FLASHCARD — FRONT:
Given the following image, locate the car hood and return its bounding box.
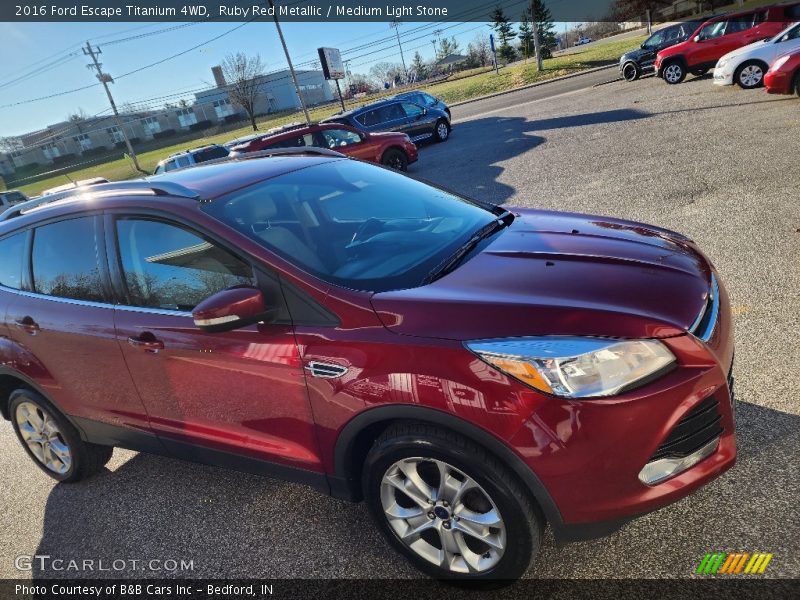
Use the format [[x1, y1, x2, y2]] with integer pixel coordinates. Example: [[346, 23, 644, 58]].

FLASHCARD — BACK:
[[620, 48, 647, 62], [371, 208, 712, 341], [720, 40, 770, 62], [658, 40, 690, 59]]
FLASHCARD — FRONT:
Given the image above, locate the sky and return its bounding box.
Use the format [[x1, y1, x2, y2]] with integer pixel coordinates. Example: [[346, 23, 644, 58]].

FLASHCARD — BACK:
[[0, 18, 534, 137]]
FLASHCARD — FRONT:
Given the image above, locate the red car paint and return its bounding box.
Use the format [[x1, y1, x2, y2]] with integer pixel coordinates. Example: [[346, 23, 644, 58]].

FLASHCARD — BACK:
[[230, 122, 418, 168], [765, 47, 800, 93], [655, 4, 800, 80], [0, 156, 735, 542]]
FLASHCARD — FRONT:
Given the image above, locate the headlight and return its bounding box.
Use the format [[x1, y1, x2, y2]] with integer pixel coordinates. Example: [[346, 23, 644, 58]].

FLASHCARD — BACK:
[[770, 54, 791, 72], [716, 58, 728, 69], [467, 337, 676, 398]]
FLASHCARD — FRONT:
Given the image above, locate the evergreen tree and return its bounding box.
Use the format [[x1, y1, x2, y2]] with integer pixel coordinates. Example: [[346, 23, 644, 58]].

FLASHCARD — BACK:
[[490, 6, 517, 63], [518, 10, 534, 60], [531, 0, 557, 51], [410, 51, 429, 81]]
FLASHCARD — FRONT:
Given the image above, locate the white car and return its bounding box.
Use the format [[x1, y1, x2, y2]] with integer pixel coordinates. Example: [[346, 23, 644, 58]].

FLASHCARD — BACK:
[[714, 21, 800, 89], [574, 37, 593, 46]]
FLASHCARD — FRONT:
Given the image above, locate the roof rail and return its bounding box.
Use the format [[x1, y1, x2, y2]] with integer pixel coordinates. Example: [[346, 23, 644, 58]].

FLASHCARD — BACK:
[[0, 180, 200, 222]]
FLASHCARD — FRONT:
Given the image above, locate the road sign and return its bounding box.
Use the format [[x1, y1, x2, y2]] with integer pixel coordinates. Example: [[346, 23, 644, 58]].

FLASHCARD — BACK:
[[318, 47, 345, 80]]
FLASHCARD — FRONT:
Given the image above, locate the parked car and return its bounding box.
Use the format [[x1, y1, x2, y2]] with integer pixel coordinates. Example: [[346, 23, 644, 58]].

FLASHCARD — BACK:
[[764, 46, 800, 94], [656, 3, 800, 84], [230, 122, 418, 171], [0, 190, 28, 208], [574, 37, 593, 46], [153, 144, 230, 174], [620, 21, 705, 81], [223, 134, 260, 150], [321, 98, 451, 144], [0, 151, 735, 581], [393, 90, 451, 119], [713, 21, 800, 88]]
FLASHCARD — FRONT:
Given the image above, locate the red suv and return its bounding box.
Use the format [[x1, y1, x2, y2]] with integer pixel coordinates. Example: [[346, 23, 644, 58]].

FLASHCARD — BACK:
[[656, 3, 800, 83], [230, 122, 418, 171], [765, 47, 800, 94], [0, 152, 735, 581]]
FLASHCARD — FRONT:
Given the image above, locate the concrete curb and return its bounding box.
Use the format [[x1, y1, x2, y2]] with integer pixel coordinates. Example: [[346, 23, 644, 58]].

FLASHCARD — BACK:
[[449, 64, 619, 110]]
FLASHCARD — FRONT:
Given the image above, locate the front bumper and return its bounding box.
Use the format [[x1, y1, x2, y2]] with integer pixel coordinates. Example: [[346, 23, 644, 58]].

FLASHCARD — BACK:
[[764, 71, 791, 94], [509, 278, 735, 532], [713, 67, 733, 85]]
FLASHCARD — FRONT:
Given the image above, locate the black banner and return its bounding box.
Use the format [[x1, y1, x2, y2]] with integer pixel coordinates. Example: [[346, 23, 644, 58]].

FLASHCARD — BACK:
[[4, 1, 618, 23], [1, 579, 798, 600]]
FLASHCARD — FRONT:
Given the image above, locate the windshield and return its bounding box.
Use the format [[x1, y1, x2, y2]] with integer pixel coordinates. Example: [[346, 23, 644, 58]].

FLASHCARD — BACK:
[[203, 159, 500, 292]]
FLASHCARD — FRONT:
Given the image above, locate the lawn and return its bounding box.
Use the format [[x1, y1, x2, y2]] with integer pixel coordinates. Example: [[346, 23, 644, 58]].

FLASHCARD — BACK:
[[8, 34, 645, 197]]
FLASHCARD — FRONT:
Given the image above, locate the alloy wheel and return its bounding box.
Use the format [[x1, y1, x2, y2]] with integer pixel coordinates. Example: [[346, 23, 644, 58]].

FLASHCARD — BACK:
[[739, 64, 763, 88], [664, 64, 683, 84], [380, 457, 506, 574], [15, 401, 72, 475], [436, 122, 449, 141]]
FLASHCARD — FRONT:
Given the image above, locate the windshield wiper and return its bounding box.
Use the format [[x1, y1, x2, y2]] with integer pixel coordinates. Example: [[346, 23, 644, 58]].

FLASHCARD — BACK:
[[423, 211, 513, 284]]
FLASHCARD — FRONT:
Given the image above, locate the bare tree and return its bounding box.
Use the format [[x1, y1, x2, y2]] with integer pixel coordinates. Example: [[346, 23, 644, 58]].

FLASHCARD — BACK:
[[67, 108, 91, 134], [221, 52, 266, 131]]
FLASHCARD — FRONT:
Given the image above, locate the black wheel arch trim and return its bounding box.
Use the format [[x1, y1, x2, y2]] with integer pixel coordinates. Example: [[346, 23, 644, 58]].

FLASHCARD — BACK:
[[0, 366, 79, 430], [333, 405, 573, 535]]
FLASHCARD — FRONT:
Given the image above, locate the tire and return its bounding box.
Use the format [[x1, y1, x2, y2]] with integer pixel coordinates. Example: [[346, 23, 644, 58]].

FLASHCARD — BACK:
[[734, 60, 766, 89], [795, 71, 800, 97], [622, 61, 640, 82], [434, 119, 451, 143], [362, 422, 542, 581], [663, 61, 686, 84], [381, 148, 409, 171], [691, 67, 710, 77], [9, 389, 112, 483]]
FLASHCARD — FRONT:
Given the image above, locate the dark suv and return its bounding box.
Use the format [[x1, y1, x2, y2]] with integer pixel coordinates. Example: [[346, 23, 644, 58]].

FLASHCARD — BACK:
[[393, 90, 451, 119], [619, 21, 704, 81], [0, 151, 735, 581], [321, 98, 451, 144]]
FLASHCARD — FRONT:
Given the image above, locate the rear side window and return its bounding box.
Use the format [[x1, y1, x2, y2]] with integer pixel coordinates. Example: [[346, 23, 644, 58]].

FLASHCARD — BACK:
[[402, 103, 424, 118], [266, 134, 314, 149], [116, 219, 255, 312], [32, 217, 104, 302], [356, 109, 381, 127], [0, 232, 26, 290], [193, 146, 229, 163]]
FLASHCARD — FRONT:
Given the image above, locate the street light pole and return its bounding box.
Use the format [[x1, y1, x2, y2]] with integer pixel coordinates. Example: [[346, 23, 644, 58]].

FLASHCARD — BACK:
[[267, 0, 311, 125]]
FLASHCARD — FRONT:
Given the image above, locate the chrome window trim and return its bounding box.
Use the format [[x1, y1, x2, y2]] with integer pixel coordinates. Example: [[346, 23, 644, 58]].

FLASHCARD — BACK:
[[1, 287, 191, 317], [690, 273, 719, 343]]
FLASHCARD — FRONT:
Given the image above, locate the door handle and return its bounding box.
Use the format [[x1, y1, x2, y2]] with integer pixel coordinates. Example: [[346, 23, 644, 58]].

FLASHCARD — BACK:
[[127, 334, 165, 353], [14, 317, 40, 335]]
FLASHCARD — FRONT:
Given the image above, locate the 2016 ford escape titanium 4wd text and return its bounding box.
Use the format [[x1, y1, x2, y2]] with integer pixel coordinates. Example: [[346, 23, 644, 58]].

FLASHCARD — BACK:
[[0, 150, 735, 581]]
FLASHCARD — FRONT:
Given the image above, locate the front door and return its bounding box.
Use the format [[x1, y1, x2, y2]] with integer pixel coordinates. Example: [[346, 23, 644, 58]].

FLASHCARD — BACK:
[[108, 215, 323, 476]]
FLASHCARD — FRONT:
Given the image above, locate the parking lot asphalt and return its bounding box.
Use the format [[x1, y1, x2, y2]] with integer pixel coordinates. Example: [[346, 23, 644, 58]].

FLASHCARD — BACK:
[[0, 71, 798, 581]]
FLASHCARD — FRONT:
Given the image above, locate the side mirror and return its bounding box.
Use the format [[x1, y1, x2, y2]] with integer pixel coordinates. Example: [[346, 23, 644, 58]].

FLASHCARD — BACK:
[[192, 286, 274, 332], [694, 35, 702, 42]]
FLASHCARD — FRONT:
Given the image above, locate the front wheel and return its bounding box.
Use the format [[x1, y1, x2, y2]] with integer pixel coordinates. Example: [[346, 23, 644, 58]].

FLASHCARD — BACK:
[[663, 61, 686, 84], [735, 61, 766, 89], [434, 119, 451, 143], [381, 148, 409, 171], [363, 423, 542, 580], [794, 72, 800, 97], [10, 389, 112, 483], [622, 62, 640, 82]]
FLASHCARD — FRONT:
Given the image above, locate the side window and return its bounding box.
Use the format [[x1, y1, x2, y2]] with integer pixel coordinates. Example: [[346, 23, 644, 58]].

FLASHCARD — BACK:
[[0, 232, 26, 290], [382, 103, 406, 121], [645, 29, 666, 47], [319, 129, 363, 148], [356, 110, 380, 127], [699, 21, 727, 40], [32, 217, 104, 302], [402, 103, 424, 118], [116, 219, 255, 312], [154, 164, 165, 175], [778, 23, 800, 43], [175, 155, 191, 169], [422, 93, 438, 106], [726, 15, 755, 34], [163, 160, 177, 173]]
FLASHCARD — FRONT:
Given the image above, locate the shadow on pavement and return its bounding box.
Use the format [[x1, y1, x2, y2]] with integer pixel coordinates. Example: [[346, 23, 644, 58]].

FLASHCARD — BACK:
[[414, 110, 649, 205]]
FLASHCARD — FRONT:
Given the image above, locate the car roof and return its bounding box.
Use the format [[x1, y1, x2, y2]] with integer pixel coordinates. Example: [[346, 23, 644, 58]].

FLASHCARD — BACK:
[[167, 144, 224, 158]]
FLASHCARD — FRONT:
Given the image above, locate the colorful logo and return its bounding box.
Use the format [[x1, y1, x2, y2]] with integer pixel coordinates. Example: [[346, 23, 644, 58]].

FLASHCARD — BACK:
[[697, 552, 773, 574]]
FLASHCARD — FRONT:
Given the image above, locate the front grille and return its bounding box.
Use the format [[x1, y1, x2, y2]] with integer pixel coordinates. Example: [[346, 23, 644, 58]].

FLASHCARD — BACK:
[[650, 396, 723, 462]]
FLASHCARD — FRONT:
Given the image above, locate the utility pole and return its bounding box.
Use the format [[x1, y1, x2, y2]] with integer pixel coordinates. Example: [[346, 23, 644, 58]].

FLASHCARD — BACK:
[[530, 1, 543, 72], [267, 0, 311, 125], [83, 41, 145, 174], [390, 20, 408, 84]]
